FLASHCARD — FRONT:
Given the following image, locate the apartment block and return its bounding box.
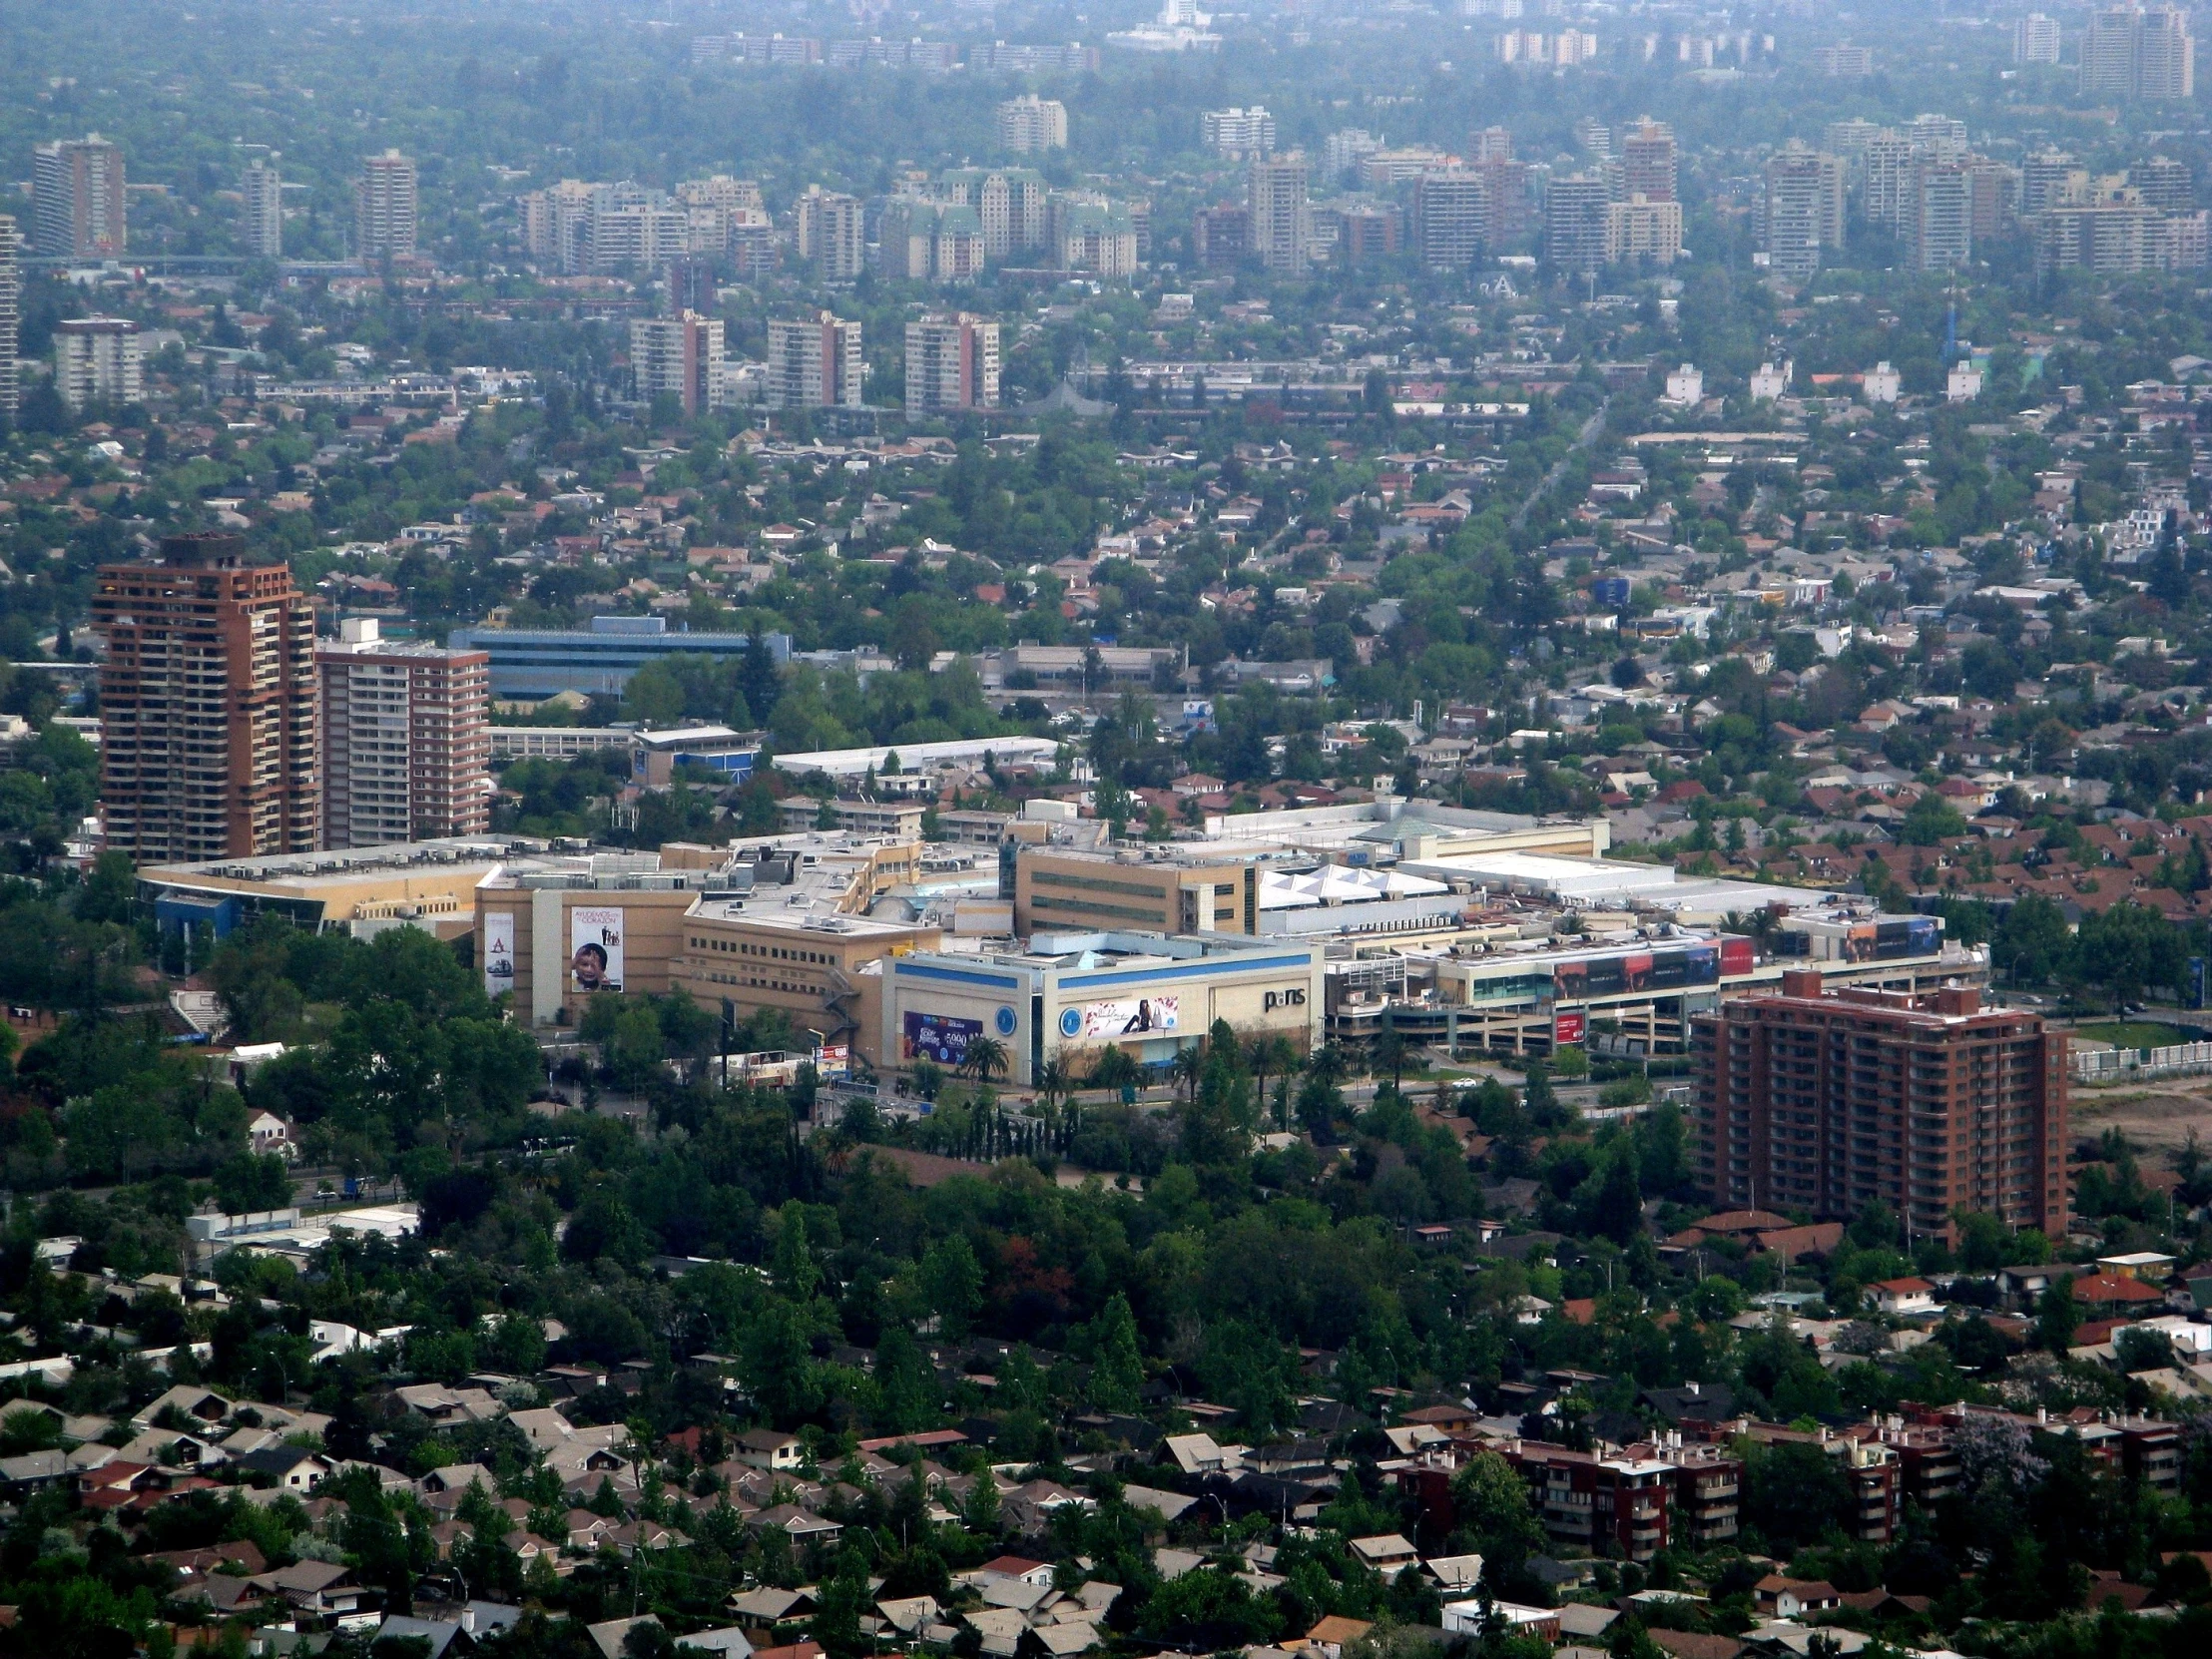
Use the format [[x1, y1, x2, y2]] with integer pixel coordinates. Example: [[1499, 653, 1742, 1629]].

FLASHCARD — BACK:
[[1905, 162, 1974, 271], [2015, 12, 2062, 64], [1498, 1442, 1674, 1563], [630, 311, 725, 417], [904, 312, 1000, 417], [996, 94, 1068, 153], [795, 188, 865, 282], [1762, 144, 1847, 278], [54, 316, 143, 410], [1203, 107, 1276, 160], [766, 311, 864, 409], [240, 159, 283, 259], [1692, 973, 2068, 1245], [0, 217, 17, 423], [317, 619, 491, 850], [1607, 196, 1683, 265], [1412, 171, 1488, 271], [1546, 175, 1612, 273], [355, 150, 418, 260], [33, 135, 126, 259], [1619, 118, 1678, 203], [940, 168, 1050, 260], [1248, 155, 1310, 275], [2083, 4, 2194, 102], [92, 536, 318, 864]]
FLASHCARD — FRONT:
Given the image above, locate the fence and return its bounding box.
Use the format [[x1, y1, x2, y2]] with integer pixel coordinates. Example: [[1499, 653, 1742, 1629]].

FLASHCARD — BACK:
[[2073, 1040, 2212, 1083]]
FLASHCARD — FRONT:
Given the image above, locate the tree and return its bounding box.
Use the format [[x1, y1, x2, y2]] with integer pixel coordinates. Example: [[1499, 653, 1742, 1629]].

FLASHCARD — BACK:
[[1994, 894, 2072, 987], [1743, 1440, 1851, 1553], [959, 1034, 1008, 1087], [1088, 1293, 1144, 1411], [2037, 1275, 2078, 1356], [213, 1153, 292, 1215], [1089, 1045, 1141, 1098], [1451, 1450, 1546, 1568]]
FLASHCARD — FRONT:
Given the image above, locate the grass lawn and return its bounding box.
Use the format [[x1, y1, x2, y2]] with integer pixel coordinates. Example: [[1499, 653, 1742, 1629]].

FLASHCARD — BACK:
[[2072, 1021, 2194, 1051]]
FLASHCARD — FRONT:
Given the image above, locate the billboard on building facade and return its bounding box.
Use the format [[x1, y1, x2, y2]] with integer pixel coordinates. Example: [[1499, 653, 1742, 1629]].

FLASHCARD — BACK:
[[902, 1010, 982, 1066], [571, 906, 626, 993], [1072, 995, 1181, 1039], [1554, 1011, 1586, 1044], [483, 910, 516, 997]]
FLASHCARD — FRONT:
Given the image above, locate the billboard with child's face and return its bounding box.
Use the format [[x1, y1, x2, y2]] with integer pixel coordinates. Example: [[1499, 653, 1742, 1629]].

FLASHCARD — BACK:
[[571, 907, 625, 994]]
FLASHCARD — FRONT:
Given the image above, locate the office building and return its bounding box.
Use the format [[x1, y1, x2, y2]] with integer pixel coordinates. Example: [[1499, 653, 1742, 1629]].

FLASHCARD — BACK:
[[1248, 154, 1310, 275], [54, 316, 143, 410], [91, 535, 318, 865], [1619, 118, 1678, 203], [354, 150, 418, 260], [0, 217, 16, 423], [1547, 174, 1612, 273], [1203, 106, 1277, 159], [1693, 972, 2067, 1246], [240, 159, 283, 259], [2083, 4, 2194, 102], [1413, 170, 1488, 271], [996, 94, 1067, 153], [1607, 196, 1683, 266], [1762, 144, 1847, 278], [795, 187, 865, 281], [629, 311, 725, 417], [2015, 12, 2062, 64], [765, 310, 864, 409], [446, 615, 792, 702], [1906, 162, 1974, 271], [905, 312, 999, 417], [33, 135, 126, 259], [316, 619, 491, 850]]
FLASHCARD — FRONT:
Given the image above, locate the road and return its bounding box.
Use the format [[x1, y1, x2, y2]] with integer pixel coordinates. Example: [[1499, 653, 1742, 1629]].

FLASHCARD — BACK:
[[1511, 397, 1610, 532]]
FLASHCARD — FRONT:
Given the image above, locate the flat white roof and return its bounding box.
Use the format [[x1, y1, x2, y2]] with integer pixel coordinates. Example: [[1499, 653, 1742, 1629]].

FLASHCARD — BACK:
[[774, 736, 1061, 778]]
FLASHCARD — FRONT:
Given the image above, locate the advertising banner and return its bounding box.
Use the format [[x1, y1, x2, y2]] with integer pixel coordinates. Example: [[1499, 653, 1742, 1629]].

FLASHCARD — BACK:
[[817, 1044, 851, 1078], [1075, 995, 1180, 1038], [1719, 936, 1754, 977], [483, 911, 516, 997], [1554, 1011, 1586, 1044], [901, 1010, 981, 1066], [570, 906, 626, 994]]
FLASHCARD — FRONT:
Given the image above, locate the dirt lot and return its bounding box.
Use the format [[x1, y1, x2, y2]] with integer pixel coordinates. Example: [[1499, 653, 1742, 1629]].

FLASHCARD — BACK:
[[2071, 1076, 2212, 1154]]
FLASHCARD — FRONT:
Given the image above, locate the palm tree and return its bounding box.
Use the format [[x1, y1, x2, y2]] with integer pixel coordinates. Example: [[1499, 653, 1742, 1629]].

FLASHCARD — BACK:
[[1376, 1027, 1408, 1097], [960, 1034, 1009, 1087], [1305, 1042, 1349, 1090], [1169, 1042, 1206, 1106], [1090, 1044, 1140, 1097], [1247, 1033, 1297, 1128], [1035, 1056, 1071, 1130]]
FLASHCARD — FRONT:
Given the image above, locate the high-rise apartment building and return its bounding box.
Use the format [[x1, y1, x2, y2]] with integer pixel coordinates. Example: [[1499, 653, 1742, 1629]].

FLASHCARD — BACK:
[[1692, 973, 2068, 1246], [1248, 154, 1310, 275], [904, 313, 1000, 417], [996, 94, 1068, 153], [2022, 148, 2087, 216], [1906, 161, 1974, 271], [354, 150, 418, 260], [1323, 129, 1383, 186], [2132, 154, 2195, 212], [1619, 118, 1678, 204], [2083, 4, 2195, 102], [2015, 12, 2063, 64], [630, 312, 726, 417], [0, 217, 17, 424], [1412, 170, 1488, 271], [939, 168, 1050, 261], [33, 136, 126, 259], [54, 316, 143, 410], [1762, 144, 1847, 278], [240, 159, 283, 259], [795, 187, 865, 282], [1203, 107, 1277, 160], [1546, 175, 1613, 273], [1606, 196, 1683, 265], [91, 535, 318, 864], [766, 311, 864, 409], [317, 619, 490, 850]]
